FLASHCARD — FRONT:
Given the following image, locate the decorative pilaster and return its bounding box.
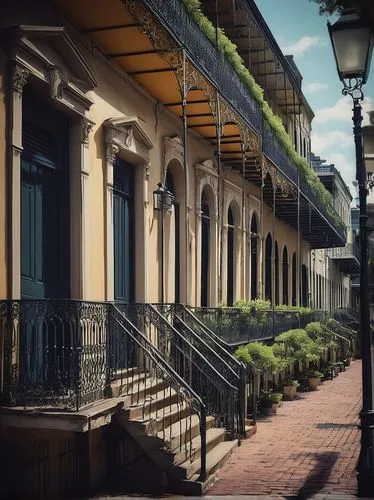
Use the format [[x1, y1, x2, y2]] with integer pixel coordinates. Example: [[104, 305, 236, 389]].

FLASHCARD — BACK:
[[12, 65, 30, 95], [81, 118, 94, 146]]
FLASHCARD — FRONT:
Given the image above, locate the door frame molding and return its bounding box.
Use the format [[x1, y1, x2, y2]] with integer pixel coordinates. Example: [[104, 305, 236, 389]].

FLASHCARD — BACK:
[[5, 25, 96, 299], [103, 117, 153, 302]]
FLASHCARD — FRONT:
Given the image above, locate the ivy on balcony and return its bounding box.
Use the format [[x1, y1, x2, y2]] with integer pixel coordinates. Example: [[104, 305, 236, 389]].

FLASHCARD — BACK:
[[183, 0, 346, 234]]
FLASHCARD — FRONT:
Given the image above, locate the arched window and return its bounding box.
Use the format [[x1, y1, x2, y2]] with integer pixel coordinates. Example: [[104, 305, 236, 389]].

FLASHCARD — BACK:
[[201, 189, 210, 307], [165, 169, 180, 303], [227, 205, 234, 306], [283, 246, 289, 305], [265, 233, 272, 302], [292, 252, 297, 306], [250, 213, 258, 299], [275, 242, 279, 305], [301, 264, 308, 307]]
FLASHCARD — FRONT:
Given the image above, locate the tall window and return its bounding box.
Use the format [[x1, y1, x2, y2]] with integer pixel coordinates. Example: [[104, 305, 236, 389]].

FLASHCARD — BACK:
[[275, 242, 279, 305], [292, 252, 297, 306], [165, 169, 180, 303], [265, 233, 272, 302], [227, 206, 234, 306], [201, 189, 210, 307], [250, 213, 258, 299], [283, 246, 289, 305]]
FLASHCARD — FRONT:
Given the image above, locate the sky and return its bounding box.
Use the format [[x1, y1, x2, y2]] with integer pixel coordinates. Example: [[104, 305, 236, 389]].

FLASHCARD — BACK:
[[255, 0, 374, 202]]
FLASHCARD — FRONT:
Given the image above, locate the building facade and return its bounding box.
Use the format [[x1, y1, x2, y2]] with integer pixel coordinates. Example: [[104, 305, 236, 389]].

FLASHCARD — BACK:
[[0, 0, 349, 497]]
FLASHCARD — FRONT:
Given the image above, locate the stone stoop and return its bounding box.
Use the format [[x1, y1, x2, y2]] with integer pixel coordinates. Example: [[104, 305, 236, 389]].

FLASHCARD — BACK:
[[110, 369, 240, 496]]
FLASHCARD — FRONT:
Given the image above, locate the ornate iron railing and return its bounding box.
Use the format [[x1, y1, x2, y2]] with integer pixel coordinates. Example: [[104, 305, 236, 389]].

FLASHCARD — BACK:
[[262, 124, 346, 244], [330, 242, 360, 262], [140, 0, 262, 134], [116, 303, 240, 439], [0, 300, 108, 410], [174, 304, 250, 431], [110, 304, 207, 481], [190, 307, 328, 346]]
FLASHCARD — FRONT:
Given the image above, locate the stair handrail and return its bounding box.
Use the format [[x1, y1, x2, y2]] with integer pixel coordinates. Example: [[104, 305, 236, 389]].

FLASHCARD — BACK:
[[322, 325, 352, 349], [168, 311, 240, 385], [173, 305, 241, 368], [110, 304, 207, 482], [117, 303, 240, 438], [159, 304, 250, 438]]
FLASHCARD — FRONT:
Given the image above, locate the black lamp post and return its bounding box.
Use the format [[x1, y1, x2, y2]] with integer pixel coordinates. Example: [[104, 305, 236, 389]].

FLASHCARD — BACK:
[[328, 9, 374, 497], [153, 182, 174, 304]]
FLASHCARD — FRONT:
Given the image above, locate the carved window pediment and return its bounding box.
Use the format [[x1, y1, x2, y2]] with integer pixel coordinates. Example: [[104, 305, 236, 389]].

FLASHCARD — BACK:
[[7, 25, 97, 111], [104, 116, 153, 165]]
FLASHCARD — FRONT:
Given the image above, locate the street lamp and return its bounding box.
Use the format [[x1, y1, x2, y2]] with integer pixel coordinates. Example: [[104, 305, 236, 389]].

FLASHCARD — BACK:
[[153, 183, 174, 304], [328, 9, 374, 497]]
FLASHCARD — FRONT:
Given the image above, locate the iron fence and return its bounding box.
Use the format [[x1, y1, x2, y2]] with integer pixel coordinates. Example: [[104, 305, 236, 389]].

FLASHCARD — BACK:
[[0, 300, 108, 410], [190, 307, 329, 346], [116, 302, 241, 439]]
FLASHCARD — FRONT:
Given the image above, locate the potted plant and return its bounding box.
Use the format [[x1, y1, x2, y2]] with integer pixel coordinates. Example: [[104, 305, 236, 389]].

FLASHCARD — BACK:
[[307, 369, 323, 391], [283, 379, 299, 400], [260, 391, 283, 415]]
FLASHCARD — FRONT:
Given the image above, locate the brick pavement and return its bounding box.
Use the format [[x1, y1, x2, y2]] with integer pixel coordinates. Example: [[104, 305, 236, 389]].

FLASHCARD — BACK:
[[207, 360, 362, 497]]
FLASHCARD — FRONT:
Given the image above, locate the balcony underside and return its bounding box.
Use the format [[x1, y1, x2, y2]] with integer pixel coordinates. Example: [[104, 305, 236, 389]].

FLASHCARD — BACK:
[[331, 256, 360, 275], [51, 0, 345, 248]]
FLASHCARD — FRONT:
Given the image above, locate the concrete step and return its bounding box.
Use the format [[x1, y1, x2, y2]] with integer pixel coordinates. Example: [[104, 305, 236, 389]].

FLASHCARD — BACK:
[[110, 373, 168, 402], [186, 439, 238, 480], [132, 401, 191, 434], [158, 414, 215, 452], [174, 439, 238, 495], [110, 366, 140, 382], [108, 371, 149, 398], [124, 387, 179, 420], [174, 426, 226, 466]]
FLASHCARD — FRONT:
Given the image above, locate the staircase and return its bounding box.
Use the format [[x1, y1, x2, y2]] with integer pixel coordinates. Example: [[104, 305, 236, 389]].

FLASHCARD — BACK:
[[105, 305, 245, 495]]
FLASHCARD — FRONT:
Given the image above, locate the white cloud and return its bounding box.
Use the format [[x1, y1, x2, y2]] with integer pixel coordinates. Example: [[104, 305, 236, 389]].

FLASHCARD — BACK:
[[281, 36, 323, 57], [314, 95, 374, 124], [312, 130, 352, 153], [305, 82, 329, 94]]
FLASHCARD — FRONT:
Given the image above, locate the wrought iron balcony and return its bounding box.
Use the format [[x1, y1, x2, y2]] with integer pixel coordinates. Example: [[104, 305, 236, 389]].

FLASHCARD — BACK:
[[263, 124, 347, 247], [142, 0, 262, 134], [330, 242, 360, 274], [140, 0, 346, 247]]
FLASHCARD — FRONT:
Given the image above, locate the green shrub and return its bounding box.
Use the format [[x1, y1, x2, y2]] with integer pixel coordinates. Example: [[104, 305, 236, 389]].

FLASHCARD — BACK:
[[305, 321, 324, 339], [274, 328, 324, 364], [235, 342, 281, 372], [261, 390, 283, 404]]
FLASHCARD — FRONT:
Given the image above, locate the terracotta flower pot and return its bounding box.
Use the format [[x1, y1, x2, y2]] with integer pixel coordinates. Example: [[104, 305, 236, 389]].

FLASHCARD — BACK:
[[307, 376, 321, 391], [283, 384, 297, 401]]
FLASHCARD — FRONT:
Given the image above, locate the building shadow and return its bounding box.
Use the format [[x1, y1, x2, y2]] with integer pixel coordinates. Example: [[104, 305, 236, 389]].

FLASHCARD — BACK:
[[296, 450, 340, 499]]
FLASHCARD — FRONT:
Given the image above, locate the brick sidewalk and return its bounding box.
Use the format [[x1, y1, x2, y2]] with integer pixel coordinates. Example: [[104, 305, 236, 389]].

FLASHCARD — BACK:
[[207, 360, 362, 497]]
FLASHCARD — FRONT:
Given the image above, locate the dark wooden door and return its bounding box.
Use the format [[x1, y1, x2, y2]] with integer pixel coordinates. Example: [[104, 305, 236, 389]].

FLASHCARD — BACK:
[[21, 93, 70, 299], [113, 158, 134, 302]]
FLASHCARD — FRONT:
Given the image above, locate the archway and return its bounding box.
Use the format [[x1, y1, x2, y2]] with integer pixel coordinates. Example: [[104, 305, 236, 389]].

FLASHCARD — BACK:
[[301, 264, 308, 307], [250, 212, 258, 299], [265, 233, 272, 302], [283, 246, 289, 305], [227, 205, 234, 306], [201, 188, 210, 307], [292, 252, 297, 306], [275, 242, 279, 305], [165, 168, 180, 303]]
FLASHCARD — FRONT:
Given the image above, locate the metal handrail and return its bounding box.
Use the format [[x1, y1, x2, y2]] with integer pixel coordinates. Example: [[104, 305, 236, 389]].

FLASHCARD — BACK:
[[117, 302, 240, 439], [110, 304, 207, 481]]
